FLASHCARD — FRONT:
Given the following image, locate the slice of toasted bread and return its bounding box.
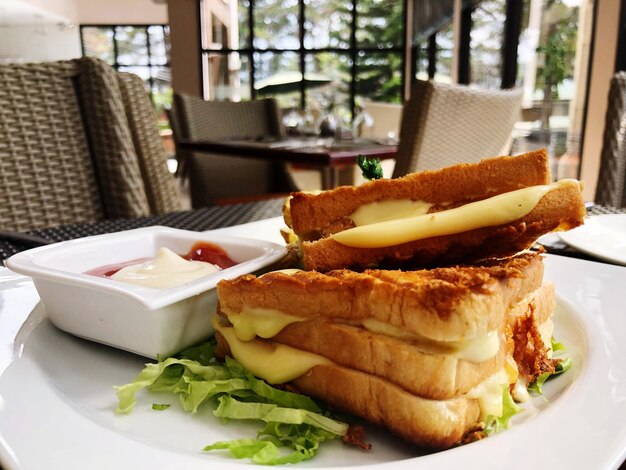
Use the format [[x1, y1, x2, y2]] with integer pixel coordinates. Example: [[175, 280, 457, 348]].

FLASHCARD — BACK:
[[217, 253, 544, 343], [298, 181, 585, 271], [265, 283, 554, 400], [288, 149, 551, 239], [214, 329, 483, 449], [292, 364, 482, 449]]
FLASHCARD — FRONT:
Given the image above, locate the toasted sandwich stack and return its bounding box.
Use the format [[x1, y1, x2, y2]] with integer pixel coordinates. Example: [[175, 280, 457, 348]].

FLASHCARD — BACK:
[[213, 149, 585, 449]]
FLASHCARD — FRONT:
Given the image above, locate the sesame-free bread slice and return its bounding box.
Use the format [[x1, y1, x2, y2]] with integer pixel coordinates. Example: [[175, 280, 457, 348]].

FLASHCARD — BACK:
[[267, 283, 554, 400], [288, 149, 551, 240], [217, 253, 544, 343], [298, 180, 585, 271], [214, 330, 483, 449]]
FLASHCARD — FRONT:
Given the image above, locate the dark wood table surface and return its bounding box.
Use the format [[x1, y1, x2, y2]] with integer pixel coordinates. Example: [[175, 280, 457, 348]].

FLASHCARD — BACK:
[[178, 136, 398, 189]]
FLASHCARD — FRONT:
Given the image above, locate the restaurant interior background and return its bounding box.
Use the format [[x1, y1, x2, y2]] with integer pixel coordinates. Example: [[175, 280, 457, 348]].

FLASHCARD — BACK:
[[0, 0, 624, 201]]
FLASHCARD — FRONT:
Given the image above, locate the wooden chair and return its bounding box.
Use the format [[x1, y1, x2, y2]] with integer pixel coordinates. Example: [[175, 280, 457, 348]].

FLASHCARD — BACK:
[[170, 93, 298, 207], [0, 57, 181, 231], [594, 72, 626, 208], [393, 80, 523, 177]]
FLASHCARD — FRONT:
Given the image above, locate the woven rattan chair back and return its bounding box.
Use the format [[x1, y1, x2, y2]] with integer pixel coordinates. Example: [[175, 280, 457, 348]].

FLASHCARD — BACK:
[[0, 58, 179, 231], [0, 61, 104, 231], [595, 72, 626, 208], [393, 80, 523, 177], [172, 93, 297, 207], [117, 72, 181, 214]]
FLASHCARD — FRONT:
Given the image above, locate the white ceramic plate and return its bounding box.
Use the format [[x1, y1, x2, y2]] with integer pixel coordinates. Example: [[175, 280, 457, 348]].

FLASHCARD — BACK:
[[558, 214, 626, 266], [0, 218, 625, 470]]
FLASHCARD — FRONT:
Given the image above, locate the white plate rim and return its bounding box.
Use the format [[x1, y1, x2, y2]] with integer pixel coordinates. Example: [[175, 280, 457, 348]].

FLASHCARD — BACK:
[[558, 214, 626, 266]]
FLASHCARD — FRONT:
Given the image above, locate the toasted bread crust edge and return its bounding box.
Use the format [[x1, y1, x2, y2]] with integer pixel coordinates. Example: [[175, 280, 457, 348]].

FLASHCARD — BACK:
[[292, 364, 481, 449], [217, 253, 544, 342], [299, 182, 585, 271], [289, 149, 550, 236]]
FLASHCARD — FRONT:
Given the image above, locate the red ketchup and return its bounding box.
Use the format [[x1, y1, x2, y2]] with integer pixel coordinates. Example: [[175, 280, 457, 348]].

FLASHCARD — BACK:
[[85, 241, 237, 278], [182, 242, 237, 269]]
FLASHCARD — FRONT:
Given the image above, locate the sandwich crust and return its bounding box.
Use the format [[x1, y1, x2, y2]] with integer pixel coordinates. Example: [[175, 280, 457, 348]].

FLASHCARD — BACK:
[[288, 149, 551, 239], [217, 253, 544, 343], [299, 181, 585, 271]]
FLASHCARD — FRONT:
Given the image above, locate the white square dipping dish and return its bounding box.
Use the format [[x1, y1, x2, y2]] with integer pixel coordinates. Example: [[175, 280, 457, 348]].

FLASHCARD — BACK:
[[5, 226, 286, 359]]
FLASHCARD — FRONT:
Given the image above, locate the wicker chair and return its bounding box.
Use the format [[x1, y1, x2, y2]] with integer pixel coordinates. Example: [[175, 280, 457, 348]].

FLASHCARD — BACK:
[[171, 93, 298, 207], [392, 80, 523, 177], [0, 57, 181, 231], [594, 72, 626, 208]]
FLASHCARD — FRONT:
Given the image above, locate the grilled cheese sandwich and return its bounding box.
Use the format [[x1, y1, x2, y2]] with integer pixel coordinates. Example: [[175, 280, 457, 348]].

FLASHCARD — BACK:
[[285, 149, 586, 271]]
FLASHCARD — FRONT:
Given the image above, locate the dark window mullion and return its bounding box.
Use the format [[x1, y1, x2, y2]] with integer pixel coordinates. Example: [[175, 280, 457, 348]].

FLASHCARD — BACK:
[[427, 33, 436, 79], [145, 26, 155, 97], [249, 0, 256, 100], [112, 26, 120, 71], [458, 6, 472, 85], [501, 0, 523, 88], [299, 0, 306, 109], [350, 0, 358, 119]]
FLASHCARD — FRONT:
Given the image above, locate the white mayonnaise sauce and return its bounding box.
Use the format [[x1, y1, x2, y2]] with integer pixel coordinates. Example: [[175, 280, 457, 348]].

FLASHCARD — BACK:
[[111, 247, 220, 289]]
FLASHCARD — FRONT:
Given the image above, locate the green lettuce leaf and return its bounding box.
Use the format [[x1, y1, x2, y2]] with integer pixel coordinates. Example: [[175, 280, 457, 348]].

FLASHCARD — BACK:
[[214, 395, 348, 436], [484, 386, 523, 435], [114, 341, 348, 465], [204, 419, 340, 464], [528, 337, 572, 395], [528, 356, 572, 394], [152, 403, 170, 411], [224, 357, 321, 412], [551, 337, 566, 354], [114, 357, 232, 414]]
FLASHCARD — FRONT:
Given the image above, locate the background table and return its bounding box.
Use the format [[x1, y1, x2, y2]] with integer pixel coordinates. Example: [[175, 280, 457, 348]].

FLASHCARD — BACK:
[[179, 137, 397, 189]]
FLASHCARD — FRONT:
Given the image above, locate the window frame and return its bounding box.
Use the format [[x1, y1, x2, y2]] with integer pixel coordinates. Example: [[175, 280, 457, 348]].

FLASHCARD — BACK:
[[79, 24, 171, 99], [198, 0, 407, 118]]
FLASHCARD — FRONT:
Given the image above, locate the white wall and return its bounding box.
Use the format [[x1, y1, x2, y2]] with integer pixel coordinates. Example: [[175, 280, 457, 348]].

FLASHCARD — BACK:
[[0, 23, 81, 64], [19, 0, 78, 22], [19, 0, 168, 24], [0, 0, 168, 65], [580, 0, 622, 200], [75, 0, 167, 24]]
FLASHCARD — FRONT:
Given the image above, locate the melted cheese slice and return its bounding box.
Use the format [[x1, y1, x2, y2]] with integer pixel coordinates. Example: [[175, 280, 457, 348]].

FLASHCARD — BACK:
[[362, 319, 499, 362], [332, 179, 580, 248], [213, 318, 331, 384], [466, 368, 510, 419], [223, 309, 500, 363], [217, 316, 512, 420], [227, 307, 307, 341], [351, 199, 433, 226]]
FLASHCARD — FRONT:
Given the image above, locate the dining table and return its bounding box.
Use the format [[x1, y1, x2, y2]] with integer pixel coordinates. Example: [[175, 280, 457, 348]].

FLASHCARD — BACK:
[[0, 199, 625, 470], [177, 136, 398, 189]]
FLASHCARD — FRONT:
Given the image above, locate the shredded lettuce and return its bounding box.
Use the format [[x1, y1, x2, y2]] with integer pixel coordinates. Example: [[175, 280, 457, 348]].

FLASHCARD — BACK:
[[528, 337, 572, 395], [114, 341, 347, 464], [484, 386, 523, 435], [152, 403, 171, 411], [528, 356, 572, 394]]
